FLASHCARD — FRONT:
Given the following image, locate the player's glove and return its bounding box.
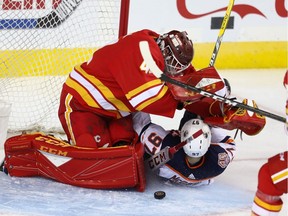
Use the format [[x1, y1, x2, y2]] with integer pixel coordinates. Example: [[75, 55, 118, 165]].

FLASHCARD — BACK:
[[204, 99, 266, 136]]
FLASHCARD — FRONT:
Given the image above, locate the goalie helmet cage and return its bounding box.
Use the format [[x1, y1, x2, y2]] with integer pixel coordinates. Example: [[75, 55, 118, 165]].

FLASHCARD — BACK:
[[0, 0, 130, 133]]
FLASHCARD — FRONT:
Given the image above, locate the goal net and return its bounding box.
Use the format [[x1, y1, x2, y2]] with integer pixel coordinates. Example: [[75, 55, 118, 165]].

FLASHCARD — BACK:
[[0, 0, 129, 134]]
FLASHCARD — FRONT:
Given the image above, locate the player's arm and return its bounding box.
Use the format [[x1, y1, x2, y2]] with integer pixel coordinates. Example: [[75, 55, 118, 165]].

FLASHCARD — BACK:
[[133, 112, 180, 157], [139, 121, 170, 156], [166, 66, 226, 104]]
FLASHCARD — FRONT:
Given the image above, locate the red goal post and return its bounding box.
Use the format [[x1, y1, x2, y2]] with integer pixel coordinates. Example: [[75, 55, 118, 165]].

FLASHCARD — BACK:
[[0, 0, 130, 133]]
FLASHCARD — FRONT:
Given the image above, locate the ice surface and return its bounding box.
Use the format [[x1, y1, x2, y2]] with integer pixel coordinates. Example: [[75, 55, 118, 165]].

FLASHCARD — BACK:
[[0, 69, 287, 216]]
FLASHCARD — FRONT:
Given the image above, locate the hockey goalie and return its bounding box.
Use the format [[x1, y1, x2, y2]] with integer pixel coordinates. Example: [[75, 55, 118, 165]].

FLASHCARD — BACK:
[[2, 132, 146, 192]]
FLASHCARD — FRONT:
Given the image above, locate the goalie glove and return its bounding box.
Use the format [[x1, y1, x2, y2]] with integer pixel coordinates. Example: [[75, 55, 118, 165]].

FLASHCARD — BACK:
[[204, 99, 266, 136]]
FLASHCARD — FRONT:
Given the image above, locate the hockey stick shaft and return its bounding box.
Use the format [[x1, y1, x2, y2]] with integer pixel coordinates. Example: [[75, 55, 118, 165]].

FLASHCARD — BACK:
[[145, 140, 187, 171], [139, 41, 286, 123], [161, 75, 286, 123], [209, 0, 235, 66]]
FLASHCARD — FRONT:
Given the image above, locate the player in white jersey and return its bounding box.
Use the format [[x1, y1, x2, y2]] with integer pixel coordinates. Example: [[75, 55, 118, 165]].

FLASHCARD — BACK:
[[133, 112, 236, 186]]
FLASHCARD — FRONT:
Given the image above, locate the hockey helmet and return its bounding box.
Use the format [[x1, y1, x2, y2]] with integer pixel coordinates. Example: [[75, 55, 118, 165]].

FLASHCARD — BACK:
[[180, 119, 211, 158], [157, 30, 194, 76]]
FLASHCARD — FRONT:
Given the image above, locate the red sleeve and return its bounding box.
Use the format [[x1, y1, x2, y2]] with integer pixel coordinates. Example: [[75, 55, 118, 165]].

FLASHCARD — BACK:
[[283, 70, 288, 87], [141, 88, 179, 117], [185, 97, 217, 118], [110, 30, 178, 117], [267, 151, 288, 194], [79, 29, 178, 118]]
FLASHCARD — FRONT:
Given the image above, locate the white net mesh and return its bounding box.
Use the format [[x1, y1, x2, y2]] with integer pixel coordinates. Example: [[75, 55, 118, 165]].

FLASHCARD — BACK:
[[0, 0, 123, 133]]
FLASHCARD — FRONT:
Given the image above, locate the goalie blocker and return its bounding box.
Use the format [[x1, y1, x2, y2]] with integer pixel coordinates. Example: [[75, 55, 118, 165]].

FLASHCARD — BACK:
[[3, 133, 146, 192]]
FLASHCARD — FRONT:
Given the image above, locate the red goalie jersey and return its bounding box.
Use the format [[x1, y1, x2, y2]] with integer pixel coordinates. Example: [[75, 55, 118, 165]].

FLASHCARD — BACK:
[[61, 29, 178, 119], [58, 29, 191, 148]]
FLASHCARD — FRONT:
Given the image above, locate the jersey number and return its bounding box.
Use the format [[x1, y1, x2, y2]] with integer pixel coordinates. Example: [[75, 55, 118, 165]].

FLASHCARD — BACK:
[[140, 61, 151, 74], [147, 132, 163, 155]]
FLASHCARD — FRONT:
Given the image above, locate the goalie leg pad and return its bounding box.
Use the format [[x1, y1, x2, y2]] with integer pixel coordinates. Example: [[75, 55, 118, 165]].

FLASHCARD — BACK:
[[4, 133, 146, 192], [4, 133, 41, 177]]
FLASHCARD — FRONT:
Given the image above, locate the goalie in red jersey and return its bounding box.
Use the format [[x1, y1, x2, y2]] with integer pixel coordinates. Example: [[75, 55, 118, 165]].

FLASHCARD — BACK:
[[0, 28, 257, 192], [58, 27, 261, 149], [3, 29, 197, 191], [58, 29, 196, 148], [2, 28, 267, 192], [251, 71, 288, 216]]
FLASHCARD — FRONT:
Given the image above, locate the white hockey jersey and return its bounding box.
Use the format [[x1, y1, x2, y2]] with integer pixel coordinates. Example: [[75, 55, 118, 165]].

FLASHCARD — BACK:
[[133, 112, 236, 187]]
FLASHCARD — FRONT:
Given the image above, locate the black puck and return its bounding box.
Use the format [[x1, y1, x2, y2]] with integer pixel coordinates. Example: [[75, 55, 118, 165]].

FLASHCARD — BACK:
[[154, 191, 166, 199]]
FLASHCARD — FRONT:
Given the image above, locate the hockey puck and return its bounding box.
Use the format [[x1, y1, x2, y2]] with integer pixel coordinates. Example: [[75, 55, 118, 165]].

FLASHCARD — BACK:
[[154, 191, 166, 199]]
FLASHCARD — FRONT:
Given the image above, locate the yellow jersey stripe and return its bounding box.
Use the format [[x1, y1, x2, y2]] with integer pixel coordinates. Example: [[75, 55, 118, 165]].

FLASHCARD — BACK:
[[126, 79, 163, 99], [271, 168, 288, 184], [136, 85, 168, 110], [64, 93, 76, 146], [73, 65, 131, 112], [66, 76, 100, 108], [254, 196, 282, 211]]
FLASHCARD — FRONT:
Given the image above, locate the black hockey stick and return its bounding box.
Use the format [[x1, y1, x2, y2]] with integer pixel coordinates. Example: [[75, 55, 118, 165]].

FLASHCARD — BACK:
[[0, 0, 82, 29], [139, 41, 286, 123], [161, 75, 286, 123]]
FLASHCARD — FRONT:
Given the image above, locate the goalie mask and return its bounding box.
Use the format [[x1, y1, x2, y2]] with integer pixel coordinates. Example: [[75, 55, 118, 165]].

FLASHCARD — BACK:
[[157, 30, 194, 76], [180, 119, 211, 158]]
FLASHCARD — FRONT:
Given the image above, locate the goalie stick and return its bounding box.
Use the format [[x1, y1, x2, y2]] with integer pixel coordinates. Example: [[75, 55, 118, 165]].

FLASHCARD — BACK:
[[139, 41, 286, 123], [209, 0, 235, 66]]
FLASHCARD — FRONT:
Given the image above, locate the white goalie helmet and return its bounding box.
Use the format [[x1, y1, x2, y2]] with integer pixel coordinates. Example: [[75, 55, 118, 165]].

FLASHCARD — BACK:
[[180, 119, 211, 158]]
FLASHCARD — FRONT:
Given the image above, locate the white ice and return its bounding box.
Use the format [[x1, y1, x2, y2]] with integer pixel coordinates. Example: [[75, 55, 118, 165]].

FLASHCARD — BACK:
[[0, 69, 287, 216]]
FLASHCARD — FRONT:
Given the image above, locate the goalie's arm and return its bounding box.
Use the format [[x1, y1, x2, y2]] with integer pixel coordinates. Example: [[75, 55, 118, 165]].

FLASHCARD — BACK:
[[140, 40, 285, 123], [160, 75, 285, 123]]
